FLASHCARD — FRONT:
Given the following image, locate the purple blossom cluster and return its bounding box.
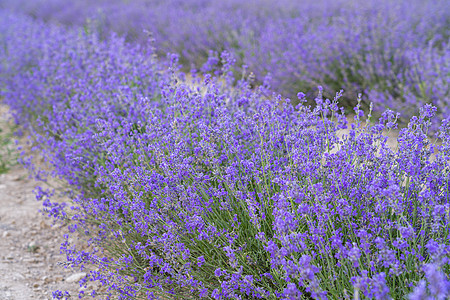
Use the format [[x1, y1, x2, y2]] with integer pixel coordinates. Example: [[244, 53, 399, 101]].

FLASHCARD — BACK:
[[1, 0, 448, 127], [1, 9, 449, 300]]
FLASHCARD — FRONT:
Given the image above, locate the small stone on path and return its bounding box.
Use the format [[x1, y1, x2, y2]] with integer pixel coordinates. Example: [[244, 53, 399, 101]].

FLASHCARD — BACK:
[[65, 272, 87, 283]]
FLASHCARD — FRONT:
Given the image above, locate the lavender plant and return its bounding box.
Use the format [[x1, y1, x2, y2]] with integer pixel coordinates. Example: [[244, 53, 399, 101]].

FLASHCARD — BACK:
[[1, 9, 449, 300], [1, 0, 448, 126]]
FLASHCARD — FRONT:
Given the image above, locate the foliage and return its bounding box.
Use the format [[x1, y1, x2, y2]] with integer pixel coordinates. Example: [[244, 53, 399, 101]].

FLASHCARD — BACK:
[[1, 0, 449, 126], [0, 122, 18, 174], [0, 8, 449, 300]]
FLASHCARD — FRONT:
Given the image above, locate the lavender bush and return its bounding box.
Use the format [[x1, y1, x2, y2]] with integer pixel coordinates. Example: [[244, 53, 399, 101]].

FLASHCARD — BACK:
[[1, 9, 449, 300], [1, 0, 448, 126]]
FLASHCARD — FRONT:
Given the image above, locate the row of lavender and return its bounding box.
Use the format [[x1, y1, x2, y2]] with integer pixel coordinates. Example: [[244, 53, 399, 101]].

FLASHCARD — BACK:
[[1, 9, 449, 300], [1, 0, 449, 127]]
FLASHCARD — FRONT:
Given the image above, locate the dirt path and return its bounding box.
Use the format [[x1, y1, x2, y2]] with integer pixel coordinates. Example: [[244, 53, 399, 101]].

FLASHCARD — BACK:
[[0, 107, 94, 300]]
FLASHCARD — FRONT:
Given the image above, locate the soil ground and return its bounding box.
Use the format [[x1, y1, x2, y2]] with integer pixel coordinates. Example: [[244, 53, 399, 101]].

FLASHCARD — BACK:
[[0, 106, 95, 300]]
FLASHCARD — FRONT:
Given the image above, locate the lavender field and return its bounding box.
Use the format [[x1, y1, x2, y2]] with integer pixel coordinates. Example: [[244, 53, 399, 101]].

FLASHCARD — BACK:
[[0, 0, 449, 299]]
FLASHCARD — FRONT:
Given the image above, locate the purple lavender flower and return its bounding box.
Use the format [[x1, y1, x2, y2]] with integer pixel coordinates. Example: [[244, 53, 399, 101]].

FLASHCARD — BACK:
[[1, 6, 449, 299]]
